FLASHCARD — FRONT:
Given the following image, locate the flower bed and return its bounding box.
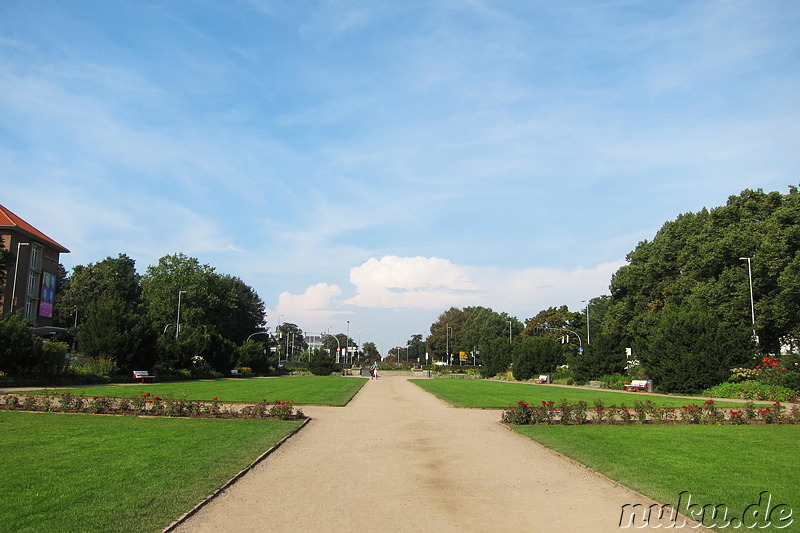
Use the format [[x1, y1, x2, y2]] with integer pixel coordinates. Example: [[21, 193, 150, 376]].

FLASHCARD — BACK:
[[1, 392, 305, 420], [501, 399, 800, 425]]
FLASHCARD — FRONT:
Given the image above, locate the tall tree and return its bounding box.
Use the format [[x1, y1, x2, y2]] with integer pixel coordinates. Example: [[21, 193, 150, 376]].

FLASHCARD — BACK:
[[0, 236, 14, 288], [55, 254, 143, 339]]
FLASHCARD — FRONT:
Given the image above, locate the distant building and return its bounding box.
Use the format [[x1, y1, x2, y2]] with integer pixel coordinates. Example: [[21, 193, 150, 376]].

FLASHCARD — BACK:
[[0, 204, 70, 328]]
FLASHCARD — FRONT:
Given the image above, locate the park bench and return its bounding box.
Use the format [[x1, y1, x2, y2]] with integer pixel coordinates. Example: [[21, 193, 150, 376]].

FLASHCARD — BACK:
[[533, 375, 550, 384], [624, 379, 650, 392], [411, 367, 425, 373], [132, 370, 155, 383], [230, 369, 244, 377]]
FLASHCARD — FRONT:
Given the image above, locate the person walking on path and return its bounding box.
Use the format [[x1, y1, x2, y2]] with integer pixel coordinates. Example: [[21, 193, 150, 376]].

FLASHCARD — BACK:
[[370, 360, 379, 379]]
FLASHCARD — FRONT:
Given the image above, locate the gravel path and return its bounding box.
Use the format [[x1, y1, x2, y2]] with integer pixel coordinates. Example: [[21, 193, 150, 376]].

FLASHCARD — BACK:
[[170, 375, 706, 532]]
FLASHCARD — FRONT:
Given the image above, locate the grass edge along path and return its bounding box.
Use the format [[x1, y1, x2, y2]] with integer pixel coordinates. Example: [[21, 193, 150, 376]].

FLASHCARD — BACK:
[[21, 375, 368, 406], [410, 378, 752, 409], [513, 424, 799, 531], [0, 411, 304, 533]]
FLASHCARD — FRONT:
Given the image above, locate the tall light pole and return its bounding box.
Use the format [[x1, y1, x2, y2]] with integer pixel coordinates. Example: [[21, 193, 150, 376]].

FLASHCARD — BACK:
[[175, 290, 186, 340], [346, 320, 350, 365], [446, 325, 452, 365], [10, 242, 30, 313], [507, 320, 512, 344], [740, 257, 757, 344], [582, 300, 590, 345]]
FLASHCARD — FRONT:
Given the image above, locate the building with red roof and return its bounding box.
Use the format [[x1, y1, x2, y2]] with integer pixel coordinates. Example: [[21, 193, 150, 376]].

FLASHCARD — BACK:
[[0, 204, 70, 327]]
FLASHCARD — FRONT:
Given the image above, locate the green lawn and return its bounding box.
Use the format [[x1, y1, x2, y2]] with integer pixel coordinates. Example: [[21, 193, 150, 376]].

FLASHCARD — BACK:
[[25, 375, 367, 406], [411, 378, 750, 409], [0, 411, 304, 533], [514, 424, 800, 531]]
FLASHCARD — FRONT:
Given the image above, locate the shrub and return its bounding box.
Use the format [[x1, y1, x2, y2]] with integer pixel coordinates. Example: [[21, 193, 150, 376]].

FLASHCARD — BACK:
[[501, 401, 532, 425], [701, 381, 798, 402], [308, 349, 340, 376]]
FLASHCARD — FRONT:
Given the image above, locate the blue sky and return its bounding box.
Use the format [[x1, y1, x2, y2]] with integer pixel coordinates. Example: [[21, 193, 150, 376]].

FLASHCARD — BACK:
[[2, 1, 799, 354]]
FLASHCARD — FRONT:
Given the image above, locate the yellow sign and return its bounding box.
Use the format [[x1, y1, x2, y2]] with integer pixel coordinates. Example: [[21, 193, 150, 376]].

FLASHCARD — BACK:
[[459, 351, 468, 360]]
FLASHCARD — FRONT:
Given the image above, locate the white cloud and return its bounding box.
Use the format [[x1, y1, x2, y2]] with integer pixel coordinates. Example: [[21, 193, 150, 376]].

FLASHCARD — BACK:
[[273, 282, 343, 332], [345, 255, 624, 316], [346, 256, 479, 309]]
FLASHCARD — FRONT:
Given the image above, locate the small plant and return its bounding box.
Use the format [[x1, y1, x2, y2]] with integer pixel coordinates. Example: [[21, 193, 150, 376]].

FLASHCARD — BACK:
[[574, 400, 588, 425], [621, 408, 635, 424], [268, 400, 299, 420], [3, 395, 19, 409], [680, 404, 702, 424], [701, 400, 724, 424], [729, 410, 748, 425], [22, 395, 38, 411], [502, 401, 532, 425], [558, 398, 573, 425]]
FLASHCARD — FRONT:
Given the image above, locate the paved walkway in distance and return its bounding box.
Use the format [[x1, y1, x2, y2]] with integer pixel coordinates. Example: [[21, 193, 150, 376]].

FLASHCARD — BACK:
[[172, 375, 706, 532]]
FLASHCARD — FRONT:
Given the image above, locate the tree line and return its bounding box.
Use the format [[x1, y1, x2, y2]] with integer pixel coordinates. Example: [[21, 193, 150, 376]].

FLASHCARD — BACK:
[[422, 187, 800, 393], [3, 186, 800, 392]]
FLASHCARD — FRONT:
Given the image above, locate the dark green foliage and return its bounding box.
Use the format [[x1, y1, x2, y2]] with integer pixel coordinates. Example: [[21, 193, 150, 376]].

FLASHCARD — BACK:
[[571, 331, 627, 383], [512, 337, 564, 380], [606, 187, 800, 356], [236, 339, 275, 374], [426, 306, 523, 363], [76, 298, 157, 373], [0, 235, 14, 287], [0, 313, 44, 373], [478, 337, 512, 378], [642, 303, 754, 393], [308, 349, 340, 375]]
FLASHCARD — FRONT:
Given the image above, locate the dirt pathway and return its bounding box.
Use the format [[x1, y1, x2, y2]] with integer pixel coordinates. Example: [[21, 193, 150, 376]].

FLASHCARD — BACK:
[[171, 375, 703, 532]]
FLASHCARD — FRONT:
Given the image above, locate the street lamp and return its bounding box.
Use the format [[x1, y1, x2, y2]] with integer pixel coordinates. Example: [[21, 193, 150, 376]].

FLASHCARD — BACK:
[[446, 325, 452, 365], [323, 331, 341, 363], [10, 242, 30, 313], [346, 320, 350, 365], [175, 290, 186, 340], [582, 300, 590, 345], [740, 257, 758, 344], [507, 320, 512, 344]]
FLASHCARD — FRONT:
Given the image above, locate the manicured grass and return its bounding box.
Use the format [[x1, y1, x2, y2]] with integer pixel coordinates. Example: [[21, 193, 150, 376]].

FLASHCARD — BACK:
[[25, 375, 367, 406], [411, 378, 750, 409], [0, 411, 303, 533], [514, 424, 800, 530]]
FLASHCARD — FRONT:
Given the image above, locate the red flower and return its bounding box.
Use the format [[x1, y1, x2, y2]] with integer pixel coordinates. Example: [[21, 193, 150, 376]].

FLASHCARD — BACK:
[[93, 397, 99, 400], [213, 397, 218, 401], [153, 396, 161, 400], [704, 400, 714, 405], [143, 392, 151, 398]]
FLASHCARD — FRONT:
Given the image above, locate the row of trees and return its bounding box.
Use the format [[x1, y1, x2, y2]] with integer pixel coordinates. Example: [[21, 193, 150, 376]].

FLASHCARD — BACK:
[[421, 187, 800, 393], [40, 253, 278, 376], [3, 186, 800, 393]]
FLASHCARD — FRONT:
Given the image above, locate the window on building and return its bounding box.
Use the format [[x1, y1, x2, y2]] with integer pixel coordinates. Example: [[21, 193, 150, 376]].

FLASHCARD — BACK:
[[24, 298, 37, 322], [29, 243, 42, 272], [27, 271, 40, 298]]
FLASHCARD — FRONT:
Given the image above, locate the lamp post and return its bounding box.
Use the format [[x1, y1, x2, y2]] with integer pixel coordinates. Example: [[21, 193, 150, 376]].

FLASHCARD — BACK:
[[446, 325, 452, 365], [10, 242, 30, 313], [507, 320, 512, 344], [346, 320, 350, 365], [175, 290, 186, 340], [582, 300, 590, 345], [740, 257, 758, 344], [323, 330, 341, 363]]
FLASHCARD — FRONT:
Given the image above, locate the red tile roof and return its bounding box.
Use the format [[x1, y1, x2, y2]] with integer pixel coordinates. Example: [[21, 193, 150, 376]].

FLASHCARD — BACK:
[[0, 204, 70, 253]]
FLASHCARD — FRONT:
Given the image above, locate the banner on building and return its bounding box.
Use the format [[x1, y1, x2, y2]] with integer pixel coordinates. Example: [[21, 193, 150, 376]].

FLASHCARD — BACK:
[[39, 272, 56, 318]]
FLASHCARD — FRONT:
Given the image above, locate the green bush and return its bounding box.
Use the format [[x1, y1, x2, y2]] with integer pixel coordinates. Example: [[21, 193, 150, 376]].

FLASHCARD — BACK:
[[308, 349, 340, 376], [701, 381, 798, 402]]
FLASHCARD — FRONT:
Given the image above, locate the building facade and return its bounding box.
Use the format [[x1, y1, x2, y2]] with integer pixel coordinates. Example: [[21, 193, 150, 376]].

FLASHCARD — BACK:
[[0, 204, 70, 327]]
